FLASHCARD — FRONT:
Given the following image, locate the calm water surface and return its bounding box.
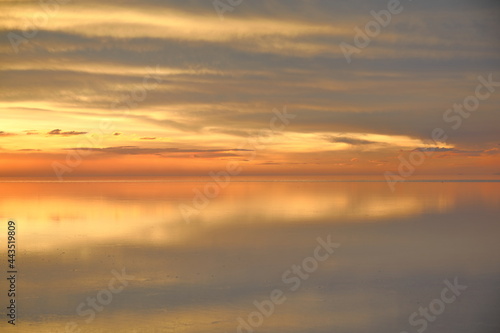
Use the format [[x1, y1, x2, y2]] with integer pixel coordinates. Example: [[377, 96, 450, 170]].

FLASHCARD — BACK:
[[0, 177, 499, 332]]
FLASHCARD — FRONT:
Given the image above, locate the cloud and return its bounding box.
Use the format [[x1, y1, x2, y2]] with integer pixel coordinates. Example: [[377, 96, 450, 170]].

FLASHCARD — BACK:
[[209, 128, 283, 138], [416, 147, 500, 156], [188, 153, 246, 159], [258, 162, 310, 165], [325, 136, 379, 145], [140, 137, 157, 140], [48, 129, 88, 136], [66, 146, 253, 156], [0, 131, 16, 137], [417, 147, 455, 152], [259, 162, 282, 165]]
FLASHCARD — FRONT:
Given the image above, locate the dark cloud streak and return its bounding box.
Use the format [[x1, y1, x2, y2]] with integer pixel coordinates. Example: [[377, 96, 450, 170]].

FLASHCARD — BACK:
[[66, 146, 253, 156], [48, 129, 88, 136]]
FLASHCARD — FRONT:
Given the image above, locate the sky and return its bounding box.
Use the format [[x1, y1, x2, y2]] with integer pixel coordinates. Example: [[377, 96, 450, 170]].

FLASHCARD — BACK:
[[1, 0, 499, 177]]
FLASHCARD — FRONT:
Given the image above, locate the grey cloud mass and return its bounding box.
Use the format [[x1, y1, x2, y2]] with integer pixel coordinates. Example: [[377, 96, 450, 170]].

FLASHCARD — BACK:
[[0, 0, 499, 169]]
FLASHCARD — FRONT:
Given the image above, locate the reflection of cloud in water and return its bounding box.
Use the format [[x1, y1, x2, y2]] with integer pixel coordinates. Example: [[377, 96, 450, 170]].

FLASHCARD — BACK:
[[0, 180, 499, 332], [0, 181, 485, 251]]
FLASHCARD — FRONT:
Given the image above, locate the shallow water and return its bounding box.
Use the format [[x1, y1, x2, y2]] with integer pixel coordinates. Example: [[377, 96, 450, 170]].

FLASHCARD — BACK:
[[0, 177, 499, 332]]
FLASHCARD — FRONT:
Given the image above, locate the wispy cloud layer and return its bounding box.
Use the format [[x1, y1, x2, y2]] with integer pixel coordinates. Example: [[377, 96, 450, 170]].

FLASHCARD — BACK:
[[1, 0, 499, 175]]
